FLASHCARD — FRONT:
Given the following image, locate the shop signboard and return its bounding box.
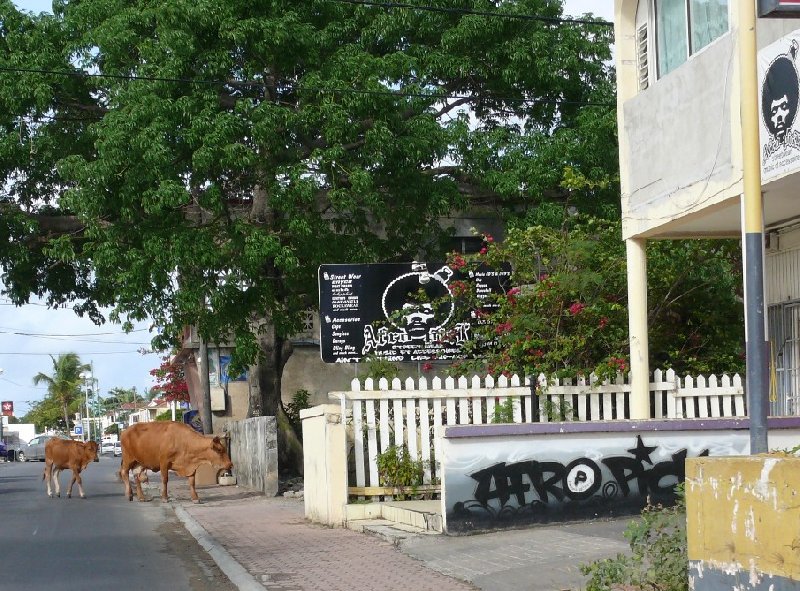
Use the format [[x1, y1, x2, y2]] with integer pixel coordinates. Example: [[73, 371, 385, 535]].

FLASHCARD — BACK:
[[318, 261, 511, 363]]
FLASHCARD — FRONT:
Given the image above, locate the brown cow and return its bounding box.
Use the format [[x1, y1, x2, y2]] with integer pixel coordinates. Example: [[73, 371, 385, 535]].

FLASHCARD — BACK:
[[119, 422, 233, 503], [42, 439, 99, 499]]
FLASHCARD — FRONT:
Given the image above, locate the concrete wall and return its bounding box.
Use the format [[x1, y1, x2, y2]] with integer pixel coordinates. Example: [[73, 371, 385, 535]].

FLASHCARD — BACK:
[[622, 33, 737, 239], [440, 417, 800, 534], [227, 416, 278, 496], [301, 405, 348, 527], [614, 2, 798, 241], [687, 455, 800, 590]]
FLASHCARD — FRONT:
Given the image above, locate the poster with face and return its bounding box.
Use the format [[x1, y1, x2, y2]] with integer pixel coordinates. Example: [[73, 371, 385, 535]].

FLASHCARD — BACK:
[[759, 32, 800, 180], [318, 262, 511, 363]]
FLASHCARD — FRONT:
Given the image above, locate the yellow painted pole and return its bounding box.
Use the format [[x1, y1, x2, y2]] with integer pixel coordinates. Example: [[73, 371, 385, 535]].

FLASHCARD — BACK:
[[739, 1, 769, 453]]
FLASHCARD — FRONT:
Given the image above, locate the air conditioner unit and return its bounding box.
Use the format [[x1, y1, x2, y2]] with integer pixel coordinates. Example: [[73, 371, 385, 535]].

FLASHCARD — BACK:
[[766, 231, 779, 253]]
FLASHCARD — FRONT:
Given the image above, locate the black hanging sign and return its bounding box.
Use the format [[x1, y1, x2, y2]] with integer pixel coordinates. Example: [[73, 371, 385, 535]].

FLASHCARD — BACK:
[[318, 262, 511, 363]]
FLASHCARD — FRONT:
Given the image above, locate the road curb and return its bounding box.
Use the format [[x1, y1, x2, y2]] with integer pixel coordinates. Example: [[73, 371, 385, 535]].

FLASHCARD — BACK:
[[173, 504, 265, 591]]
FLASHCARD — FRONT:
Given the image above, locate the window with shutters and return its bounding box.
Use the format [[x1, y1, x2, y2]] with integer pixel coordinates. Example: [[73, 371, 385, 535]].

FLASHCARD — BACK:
[[637, 24, 649, 90]]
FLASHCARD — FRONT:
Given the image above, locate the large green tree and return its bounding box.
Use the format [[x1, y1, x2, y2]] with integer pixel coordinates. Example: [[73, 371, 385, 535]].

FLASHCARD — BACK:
[[0, 1, 614, 465], [30, 352, 90, 431]]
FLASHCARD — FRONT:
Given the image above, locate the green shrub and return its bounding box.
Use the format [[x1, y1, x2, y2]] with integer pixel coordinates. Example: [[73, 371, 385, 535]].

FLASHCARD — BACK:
[[285, 389, 310, 426], [376, 444, 425, 499], [155, 409, 184, 422], [581, 484, 687, 591], [490, 398, 516, 423]]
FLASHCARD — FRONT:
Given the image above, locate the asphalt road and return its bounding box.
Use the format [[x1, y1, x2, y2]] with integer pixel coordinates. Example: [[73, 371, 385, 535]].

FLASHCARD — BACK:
[[0, 455, 236, 591]]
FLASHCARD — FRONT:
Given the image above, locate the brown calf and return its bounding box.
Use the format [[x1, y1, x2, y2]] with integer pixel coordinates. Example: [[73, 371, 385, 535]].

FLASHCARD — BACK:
[[43, 439, 99, 499]]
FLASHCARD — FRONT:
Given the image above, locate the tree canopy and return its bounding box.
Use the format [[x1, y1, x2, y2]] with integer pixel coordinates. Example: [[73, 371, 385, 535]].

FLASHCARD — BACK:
[[0, 0, 615, 421]]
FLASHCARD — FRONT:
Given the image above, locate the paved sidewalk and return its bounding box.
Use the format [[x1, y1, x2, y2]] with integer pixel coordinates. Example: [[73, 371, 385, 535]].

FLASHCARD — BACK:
[[166, 479, 632, 591]]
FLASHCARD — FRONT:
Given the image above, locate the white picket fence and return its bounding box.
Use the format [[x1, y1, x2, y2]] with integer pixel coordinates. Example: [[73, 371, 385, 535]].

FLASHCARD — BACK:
[[329, 369, 746, 497]]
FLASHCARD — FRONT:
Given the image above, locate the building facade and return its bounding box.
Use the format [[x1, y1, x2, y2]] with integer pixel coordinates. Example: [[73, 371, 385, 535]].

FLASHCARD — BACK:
[[615, 1, 800, 417]]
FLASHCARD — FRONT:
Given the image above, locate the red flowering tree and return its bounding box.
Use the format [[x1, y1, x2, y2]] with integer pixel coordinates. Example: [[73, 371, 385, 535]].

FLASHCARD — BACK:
[[447, 217, 630, 382], [446, 215, 745, 381], [149, 356, 190, 403]]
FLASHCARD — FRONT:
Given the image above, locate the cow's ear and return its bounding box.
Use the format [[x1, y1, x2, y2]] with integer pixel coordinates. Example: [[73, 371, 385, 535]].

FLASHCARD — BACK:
[[212, 436, 221, 445]]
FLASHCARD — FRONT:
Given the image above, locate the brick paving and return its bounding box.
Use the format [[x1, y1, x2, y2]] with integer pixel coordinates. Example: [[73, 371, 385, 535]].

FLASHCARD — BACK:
[[169, 481, 476, 591], [166, 479, 631, 591]]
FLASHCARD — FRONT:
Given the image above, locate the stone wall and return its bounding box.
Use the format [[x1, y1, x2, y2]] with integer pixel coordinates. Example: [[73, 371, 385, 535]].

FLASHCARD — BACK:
[[227, 416, 278, 496]]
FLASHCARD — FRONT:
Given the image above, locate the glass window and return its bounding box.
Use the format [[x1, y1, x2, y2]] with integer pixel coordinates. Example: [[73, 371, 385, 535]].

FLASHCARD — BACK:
[[656, 0, 689, 78], [690, 0, 729, 52], [653, 0, 728, 79]]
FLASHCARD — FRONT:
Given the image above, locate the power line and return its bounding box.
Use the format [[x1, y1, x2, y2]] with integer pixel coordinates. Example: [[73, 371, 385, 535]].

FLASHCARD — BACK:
[[325, 0, 613, 26], [0, 325, 150, 337], [0, 334, 153, 345]]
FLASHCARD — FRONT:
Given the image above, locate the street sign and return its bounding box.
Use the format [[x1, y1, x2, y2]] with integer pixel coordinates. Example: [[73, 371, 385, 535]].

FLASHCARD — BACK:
[[74, 425, 83, 435], [1, 401, 12, 416], [759, 0, 800, 17]]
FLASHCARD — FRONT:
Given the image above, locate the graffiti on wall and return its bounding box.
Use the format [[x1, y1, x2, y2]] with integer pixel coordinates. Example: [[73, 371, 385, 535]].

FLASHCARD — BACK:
[[449, 435, 709, 527]]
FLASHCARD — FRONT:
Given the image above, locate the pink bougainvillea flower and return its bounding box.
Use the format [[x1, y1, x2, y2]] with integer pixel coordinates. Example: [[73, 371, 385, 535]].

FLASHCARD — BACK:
[[568, 302, 585, 316]]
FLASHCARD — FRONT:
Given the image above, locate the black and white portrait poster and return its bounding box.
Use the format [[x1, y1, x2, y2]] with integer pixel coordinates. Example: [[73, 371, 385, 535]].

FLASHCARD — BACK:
[[759, 31, 800, 181], [318, 262, 511, 363]]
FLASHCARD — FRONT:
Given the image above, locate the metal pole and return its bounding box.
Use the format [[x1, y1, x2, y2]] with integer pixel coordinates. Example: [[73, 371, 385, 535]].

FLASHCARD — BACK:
[[199, 338, 213, 434], [740, 1, 769, 453], [85, 378, 90, 442], [0, 369, 4, 448]]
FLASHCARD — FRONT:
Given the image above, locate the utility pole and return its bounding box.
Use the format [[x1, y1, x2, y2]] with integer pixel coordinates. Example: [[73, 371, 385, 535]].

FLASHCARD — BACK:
[[199, 338, 213, 434], [739, 1, 769, 453]]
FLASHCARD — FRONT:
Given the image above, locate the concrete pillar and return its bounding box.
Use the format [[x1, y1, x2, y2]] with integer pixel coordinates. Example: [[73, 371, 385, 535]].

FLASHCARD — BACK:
[[687, 455, 800, 589], [626, 237, 650, 419], [301, 404, 348, 527]]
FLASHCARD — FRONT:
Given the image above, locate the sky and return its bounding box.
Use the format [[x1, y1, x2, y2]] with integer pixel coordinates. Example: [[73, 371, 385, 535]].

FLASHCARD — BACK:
[[3, 0, 615, 417]]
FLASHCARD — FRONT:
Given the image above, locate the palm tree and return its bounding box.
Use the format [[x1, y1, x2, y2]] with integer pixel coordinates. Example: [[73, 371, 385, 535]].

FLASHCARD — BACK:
[[32, 353, 91, 433]]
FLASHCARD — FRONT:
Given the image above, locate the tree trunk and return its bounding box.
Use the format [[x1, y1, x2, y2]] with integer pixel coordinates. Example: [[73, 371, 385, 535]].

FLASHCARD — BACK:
[[62, 403, 70, 434], [247, 321, 303, 475]]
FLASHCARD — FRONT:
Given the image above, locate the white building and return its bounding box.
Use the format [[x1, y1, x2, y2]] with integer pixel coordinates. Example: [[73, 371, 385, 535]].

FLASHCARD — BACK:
[[615, 1, 800, 417]]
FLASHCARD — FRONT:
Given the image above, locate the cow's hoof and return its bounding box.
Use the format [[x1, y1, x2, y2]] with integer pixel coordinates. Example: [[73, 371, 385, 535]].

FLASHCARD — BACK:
[[191, 499, 201, 504]]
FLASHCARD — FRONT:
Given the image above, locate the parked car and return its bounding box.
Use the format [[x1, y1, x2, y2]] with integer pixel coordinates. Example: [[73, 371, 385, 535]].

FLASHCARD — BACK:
[[18, 434, 70, 462], [113, 441, 122, 457], [101, 440, 116, 455], [0, 440, 6, 460]]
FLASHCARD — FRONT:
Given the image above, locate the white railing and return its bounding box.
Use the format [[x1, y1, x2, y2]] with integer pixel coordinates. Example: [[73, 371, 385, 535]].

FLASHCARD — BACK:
[[329, 369, 746, 497]]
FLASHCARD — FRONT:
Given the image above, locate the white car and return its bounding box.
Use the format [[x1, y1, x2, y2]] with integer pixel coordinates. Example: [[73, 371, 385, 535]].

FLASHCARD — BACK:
[[113, 441, 122, 457], [101, 441, 116, 455]]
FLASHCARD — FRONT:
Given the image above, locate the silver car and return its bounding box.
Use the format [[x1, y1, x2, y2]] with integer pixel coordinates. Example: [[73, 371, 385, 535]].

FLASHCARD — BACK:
[[18, 434, 70, 462]]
